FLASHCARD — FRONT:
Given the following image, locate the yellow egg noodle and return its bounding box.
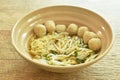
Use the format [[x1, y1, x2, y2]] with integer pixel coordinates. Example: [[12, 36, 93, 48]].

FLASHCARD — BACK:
[[29, 32, 98, 66]]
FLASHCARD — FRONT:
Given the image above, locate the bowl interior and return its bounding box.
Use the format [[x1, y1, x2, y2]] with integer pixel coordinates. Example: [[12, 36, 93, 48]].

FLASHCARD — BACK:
[[12, 6, 113, 72]]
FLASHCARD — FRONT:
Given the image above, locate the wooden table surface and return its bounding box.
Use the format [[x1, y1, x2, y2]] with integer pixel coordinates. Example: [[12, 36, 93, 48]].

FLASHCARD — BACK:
[[0, 0, 120, 80]]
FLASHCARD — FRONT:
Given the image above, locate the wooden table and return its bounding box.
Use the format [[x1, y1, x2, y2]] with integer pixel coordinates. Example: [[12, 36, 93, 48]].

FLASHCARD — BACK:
[[0, 0, 120, 80]]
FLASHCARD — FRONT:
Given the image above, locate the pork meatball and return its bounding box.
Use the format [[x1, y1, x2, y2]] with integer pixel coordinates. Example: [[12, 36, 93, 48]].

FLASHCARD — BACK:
[[77, 26, 88, 37], [83, 31, 98, 44], [45, 20, 56, 33], [88, 38, 102, 51], [33, 24, 46, 37], [56, 24, 66, 32], [67, 23, 78, 35]]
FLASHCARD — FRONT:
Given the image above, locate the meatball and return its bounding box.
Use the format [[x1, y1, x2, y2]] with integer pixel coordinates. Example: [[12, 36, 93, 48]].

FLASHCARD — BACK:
[[67, 23, 78, 35], [33, 24, 46, 37], [77, 26, 88, 37], [45, 20, 56, 33], [88, 38, 102, 51], [56, 24, 66, 32], [83, 31, 98, 44]]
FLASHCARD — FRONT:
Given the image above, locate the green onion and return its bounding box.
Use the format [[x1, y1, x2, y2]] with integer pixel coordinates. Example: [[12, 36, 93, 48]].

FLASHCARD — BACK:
[[76, 58, 85, 63], [43, 54, 51, 61], [74, 51, 78, 57], [43, 54, 48, 57], [46, 55, 51, 61], [50, 50, 58, 54]]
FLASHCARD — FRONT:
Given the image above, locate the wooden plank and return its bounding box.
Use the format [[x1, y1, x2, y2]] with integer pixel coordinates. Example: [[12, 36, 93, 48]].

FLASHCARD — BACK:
[[0, 0, 32, 30], [0, 9, 30, 30], [0, 0, 28, 10], [0, 30, 22, 59], [0, 60, 119, 80], [0, 0, 120, 80]]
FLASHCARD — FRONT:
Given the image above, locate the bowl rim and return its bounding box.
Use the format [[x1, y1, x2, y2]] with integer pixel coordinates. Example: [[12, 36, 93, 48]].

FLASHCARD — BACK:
[[11, 5, 114, 69]]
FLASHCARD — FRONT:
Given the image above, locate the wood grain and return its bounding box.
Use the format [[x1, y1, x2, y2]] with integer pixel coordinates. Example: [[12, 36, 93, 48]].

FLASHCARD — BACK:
[[0, 0, 120, 80]]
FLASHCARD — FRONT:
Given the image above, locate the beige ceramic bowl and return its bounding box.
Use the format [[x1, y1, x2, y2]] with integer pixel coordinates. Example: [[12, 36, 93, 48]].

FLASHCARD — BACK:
[[11, 6, 113, 73]]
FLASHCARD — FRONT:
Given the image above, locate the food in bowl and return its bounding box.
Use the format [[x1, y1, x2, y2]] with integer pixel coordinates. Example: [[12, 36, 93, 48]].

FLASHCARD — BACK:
[[11, 6, 113, 72], [28, 20, 102, 66]]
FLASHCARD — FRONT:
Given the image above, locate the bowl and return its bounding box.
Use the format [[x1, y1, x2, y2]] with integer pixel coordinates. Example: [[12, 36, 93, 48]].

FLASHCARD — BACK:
[[11, 5, 113, 73]]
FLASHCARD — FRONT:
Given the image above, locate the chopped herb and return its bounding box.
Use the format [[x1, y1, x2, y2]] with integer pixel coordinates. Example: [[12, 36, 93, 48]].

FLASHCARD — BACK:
[[64, 52, 67, 55], [46, 55, 51, 61], [56, 59, 62, 62], [74, 51, 78, 57], [83, 44, 88, 48], [54, 39, 59, 43], [43, 54, 51, 61], [90, 50, 96, 54], [76, 58, 85, 63], [43, 54, 48, 57], [50, 50, 58, 54], [47, 61, 54, 65], [86, 54, 91, 58]]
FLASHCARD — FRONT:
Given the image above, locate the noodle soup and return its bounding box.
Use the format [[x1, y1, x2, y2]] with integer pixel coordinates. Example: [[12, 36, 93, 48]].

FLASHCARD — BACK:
[[28, 20, 101, 66]]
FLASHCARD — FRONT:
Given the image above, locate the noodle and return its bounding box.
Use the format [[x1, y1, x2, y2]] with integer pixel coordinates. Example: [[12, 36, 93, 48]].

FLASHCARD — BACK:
[[29, 32, 97, 66]]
